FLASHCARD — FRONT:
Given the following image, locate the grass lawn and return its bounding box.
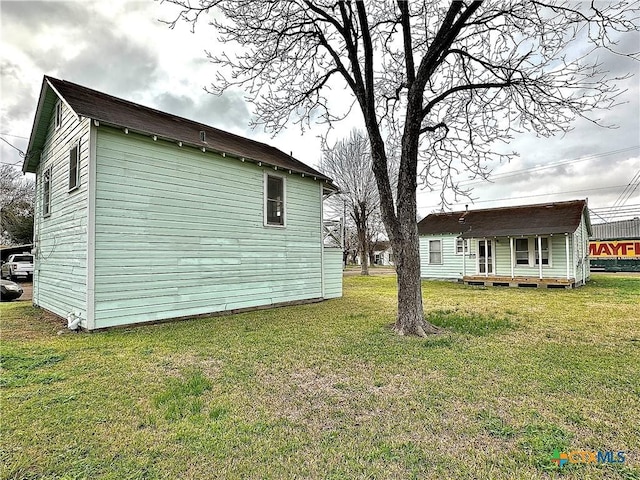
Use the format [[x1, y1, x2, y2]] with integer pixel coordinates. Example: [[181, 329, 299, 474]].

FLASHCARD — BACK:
[[1, 274, 639, 479]]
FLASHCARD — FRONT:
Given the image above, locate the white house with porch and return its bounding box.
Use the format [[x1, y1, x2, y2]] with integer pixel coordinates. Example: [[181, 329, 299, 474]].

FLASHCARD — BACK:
[[418, 200, 591, 288]]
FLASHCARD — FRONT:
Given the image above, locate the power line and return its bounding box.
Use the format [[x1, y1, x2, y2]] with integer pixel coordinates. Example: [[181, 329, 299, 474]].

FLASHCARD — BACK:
[[0, 132, 29, 140], [0, 137, 26, 157], [422, 184, 629, 211], [458, 145, 639, 187]]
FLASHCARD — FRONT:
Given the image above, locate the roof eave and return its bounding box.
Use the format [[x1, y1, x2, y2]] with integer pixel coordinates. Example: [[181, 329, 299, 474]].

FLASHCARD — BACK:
[[90, 119, 337, 188], [23, 77, 80, 174]]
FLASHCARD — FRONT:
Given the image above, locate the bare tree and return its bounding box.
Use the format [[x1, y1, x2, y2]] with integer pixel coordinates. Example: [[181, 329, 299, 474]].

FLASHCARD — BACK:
[[321, 129, 379, 275], [164, 1, 639, 336], [1, 165, 35, 245]]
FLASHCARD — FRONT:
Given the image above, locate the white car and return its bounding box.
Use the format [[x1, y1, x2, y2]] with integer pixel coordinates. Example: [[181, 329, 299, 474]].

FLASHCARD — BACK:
[[1, 254, 34, 281]]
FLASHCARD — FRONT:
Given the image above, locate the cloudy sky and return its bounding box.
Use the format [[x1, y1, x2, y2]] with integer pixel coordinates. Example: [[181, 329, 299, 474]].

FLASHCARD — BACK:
[[1, 0, 639, 222]]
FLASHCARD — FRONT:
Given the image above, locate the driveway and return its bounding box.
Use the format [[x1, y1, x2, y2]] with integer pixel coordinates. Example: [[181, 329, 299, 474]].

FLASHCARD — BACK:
[[15, 280, 32, 302]]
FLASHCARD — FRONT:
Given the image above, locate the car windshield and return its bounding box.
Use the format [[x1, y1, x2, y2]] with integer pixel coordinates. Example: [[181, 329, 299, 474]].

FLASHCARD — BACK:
[[12, 255, 33, 263]]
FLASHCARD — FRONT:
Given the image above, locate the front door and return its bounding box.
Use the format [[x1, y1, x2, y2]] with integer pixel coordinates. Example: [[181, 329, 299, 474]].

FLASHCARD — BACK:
[[477, 239, 494, 274]]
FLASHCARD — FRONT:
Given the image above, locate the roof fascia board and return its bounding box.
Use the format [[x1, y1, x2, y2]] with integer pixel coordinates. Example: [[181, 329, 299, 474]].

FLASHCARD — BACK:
[[23, 78, 48, 173], [23, 78, 81, 173], [45, 78, 80, 122]]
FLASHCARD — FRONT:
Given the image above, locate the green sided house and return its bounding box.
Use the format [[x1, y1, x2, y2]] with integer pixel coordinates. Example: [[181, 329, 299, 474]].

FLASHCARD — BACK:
[[23, 76, 342, 330], [417, 200, 591, 288]]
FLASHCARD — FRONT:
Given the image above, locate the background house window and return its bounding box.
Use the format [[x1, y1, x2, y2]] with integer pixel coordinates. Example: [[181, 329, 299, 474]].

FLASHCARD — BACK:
[[456, 238, 470, 255], [54, 101, 62, 130], [43, 168, 51, 217], [429, 240, 442, 264], [69, 143, 80, 190], [535, 237, 550, 265], [515, 238, 530, 265], [265, 174, 285, 226]]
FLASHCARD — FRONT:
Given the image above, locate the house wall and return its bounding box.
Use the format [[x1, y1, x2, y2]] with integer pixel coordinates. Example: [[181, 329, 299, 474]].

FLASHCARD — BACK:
[[33, 102, 90, 322], [420, 234, 475, 279], [323, 247, 343, 299], [92, 127, 327, 328], [420, 233, 579, 281]]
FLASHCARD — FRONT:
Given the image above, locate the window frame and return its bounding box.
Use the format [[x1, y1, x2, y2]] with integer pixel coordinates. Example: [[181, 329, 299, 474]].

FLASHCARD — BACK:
[[263, 172, 286, 228], [535, 236, 552, 266], [54, 100, 62, 130], [429, 239, 442, 265], [43, 167, 52, 218], [68, 141, 80, 192], [515, 238, 531, 266], [455, 238, 470, 255]]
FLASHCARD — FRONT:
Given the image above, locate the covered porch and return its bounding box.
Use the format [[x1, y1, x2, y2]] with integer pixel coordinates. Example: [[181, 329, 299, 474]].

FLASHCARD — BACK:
[[459, 234, 577, 289]]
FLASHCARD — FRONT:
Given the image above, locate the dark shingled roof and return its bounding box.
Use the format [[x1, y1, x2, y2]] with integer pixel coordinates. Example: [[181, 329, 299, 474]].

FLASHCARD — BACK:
[[25, 76, 334, 187], [418, 200, 590, 238]]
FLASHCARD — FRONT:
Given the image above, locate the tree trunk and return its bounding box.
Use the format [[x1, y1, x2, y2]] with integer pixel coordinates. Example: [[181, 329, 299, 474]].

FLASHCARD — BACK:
[[391, 222, 440, 336], [359, 231, 369, 275]]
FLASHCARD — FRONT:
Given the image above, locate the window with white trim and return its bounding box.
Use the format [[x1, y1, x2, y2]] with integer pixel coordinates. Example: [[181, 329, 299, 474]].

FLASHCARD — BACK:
[[69, 142, 80, 191], [265, 174, 285, 226], [515, 238, 530, 265], [456, 238, 470, 255], [535, 237, 550, 265], [429, 240, 442, 264], [43, 167, 52, 217], [54, 101, 62, 130]]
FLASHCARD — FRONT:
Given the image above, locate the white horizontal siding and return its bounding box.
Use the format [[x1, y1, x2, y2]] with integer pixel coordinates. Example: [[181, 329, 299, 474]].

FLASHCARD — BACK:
[[93, 127, 324, 328], [493, 235, 569, 278], [33, 102, 89, 324], [420, 234, 472, 279]]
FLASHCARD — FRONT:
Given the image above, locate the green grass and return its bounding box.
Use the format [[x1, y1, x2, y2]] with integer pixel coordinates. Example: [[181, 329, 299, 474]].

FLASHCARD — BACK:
[[1, 274, 638, 479]]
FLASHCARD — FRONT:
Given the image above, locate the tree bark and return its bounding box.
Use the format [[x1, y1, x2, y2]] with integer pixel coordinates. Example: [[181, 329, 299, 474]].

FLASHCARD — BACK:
[[391, 213, 440, 336]]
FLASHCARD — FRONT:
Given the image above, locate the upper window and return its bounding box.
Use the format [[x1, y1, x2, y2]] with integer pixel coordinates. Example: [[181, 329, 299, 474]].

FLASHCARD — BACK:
[[54, 101, 62, 130], [515, 238, 530, 265], [265, 174, 285, 226], [456, 238, 470, 255], [69, 142, 80, 191], [535, 237, 550, 265], [429, 240, 442, 264], [43, 168, 52, 217]]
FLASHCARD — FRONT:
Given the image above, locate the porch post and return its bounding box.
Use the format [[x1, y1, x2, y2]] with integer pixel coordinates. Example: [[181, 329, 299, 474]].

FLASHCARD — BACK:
[[565, 233, 570, 280], [484, 238, 488, 278], [509, 237, 514, 279], [538, 235, 543, 280]]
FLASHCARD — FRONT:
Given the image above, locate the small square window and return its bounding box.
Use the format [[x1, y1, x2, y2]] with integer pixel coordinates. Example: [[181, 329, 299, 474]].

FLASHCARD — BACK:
[[265, 174, 285, 226], [69, 142, 80, 190], [54, 101, 62, 130], [456, 238, 469, 255], [43, 168, 52, 217]]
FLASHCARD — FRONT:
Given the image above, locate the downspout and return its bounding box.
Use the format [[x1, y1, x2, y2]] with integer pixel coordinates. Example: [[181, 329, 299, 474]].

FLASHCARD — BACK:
[[462, 236, 466, 279]]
